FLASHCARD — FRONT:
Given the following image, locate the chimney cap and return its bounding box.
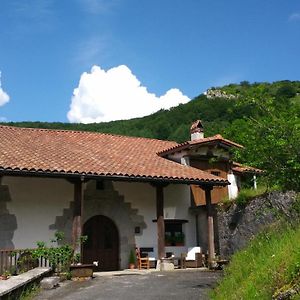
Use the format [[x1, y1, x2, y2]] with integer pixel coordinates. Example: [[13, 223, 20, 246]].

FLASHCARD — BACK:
[[190, 120, 204, 134]]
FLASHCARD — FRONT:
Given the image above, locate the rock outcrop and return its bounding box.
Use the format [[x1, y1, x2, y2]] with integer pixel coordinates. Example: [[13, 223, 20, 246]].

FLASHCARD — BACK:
[[218, 191, 298, 259], [204, 89, 237, 99]]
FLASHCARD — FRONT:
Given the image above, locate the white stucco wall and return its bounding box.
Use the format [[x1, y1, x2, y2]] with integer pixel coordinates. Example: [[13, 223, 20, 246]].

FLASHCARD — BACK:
[[113, 182, 196, 258], [227, 173, 239, 199], [2, 176, 73, 249], [2, 176, 196, 260]]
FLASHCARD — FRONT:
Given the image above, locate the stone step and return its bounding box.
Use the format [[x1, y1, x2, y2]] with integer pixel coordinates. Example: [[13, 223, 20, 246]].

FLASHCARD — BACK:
[[40, 276, 60, 290]]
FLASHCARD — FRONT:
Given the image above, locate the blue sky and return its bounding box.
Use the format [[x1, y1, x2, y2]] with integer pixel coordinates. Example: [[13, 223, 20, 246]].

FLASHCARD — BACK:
[[0, 0, 299, 122]]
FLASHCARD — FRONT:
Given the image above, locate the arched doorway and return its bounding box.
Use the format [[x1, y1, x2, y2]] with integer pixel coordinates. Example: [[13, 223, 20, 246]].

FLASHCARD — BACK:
[[83, 215, 119, 271]]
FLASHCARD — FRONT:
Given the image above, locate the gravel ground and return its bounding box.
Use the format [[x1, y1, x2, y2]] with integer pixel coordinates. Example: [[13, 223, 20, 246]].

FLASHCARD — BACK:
[[34, 269, 222, 300]]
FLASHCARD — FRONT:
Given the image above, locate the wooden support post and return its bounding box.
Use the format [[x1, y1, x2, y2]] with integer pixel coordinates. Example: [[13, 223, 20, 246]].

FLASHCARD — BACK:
[[203, 186, 215, 268], [156, 184, 165, 259], [72, 179, 84, 254], [195, 214, 200, 247]]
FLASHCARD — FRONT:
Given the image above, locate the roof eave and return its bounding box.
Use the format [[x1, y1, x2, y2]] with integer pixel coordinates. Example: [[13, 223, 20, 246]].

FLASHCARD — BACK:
[[233, 169, 264, 175], [0, 168, 229, 187], [158, 139, 243, 157]]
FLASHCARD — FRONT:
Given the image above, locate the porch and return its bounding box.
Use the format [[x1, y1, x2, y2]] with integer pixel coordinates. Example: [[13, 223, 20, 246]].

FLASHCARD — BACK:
[[0, 175, 221, 271]]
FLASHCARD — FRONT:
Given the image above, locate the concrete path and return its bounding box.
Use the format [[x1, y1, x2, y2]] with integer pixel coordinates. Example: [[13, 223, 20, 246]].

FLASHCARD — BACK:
[[34, 269, 222, 300]]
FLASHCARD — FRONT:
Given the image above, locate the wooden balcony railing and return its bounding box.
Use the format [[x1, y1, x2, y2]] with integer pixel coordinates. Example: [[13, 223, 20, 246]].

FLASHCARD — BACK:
[[0, 248, 50, 275]]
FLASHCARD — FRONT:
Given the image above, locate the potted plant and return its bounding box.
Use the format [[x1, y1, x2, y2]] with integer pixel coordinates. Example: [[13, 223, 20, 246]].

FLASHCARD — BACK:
[[165, 232, 173, 246], [128, 249, 136, 269], [0, 270, 10, 280], [174, 232, 185, 246]]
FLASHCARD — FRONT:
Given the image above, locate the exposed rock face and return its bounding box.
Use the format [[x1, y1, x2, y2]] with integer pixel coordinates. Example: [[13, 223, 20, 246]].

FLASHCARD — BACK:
[[218, 191, 297, 259], [204, 89, 237, 99]]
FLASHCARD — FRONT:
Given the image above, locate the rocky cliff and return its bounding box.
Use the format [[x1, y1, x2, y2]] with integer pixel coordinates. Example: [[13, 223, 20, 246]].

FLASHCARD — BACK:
[[218, 191, 298, 259]]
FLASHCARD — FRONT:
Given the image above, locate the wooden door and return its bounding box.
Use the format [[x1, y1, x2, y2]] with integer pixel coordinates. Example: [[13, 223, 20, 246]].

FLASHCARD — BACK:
[[83, 215, 119, 271]]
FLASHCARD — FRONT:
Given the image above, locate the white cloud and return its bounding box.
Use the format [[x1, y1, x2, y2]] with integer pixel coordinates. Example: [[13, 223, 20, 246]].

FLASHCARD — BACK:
[[289, 13, 300, 21], [67, 65, 190, 123], [0, 73, 10, 107]]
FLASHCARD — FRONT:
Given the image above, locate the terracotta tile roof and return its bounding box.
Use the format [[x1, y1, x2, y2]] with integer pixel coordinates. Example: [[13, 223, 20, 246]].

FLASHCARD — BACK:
[[232, 162, 263, 174], [0, 126, 229, 185], [158, 134, 243, 156]]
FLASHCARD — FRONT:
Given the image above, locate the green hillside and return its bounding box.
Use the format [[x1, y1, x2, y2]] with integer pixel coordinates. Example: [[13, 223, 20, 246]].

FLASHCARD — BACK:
[[2, 80, 300, 191], [2, 95, 254, 142]]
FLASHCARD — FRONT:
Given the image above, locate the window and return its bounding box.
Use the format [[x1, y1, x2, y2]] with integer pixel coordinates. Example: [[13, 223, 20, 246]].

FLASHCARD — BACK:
[[152, 219, 188, 246], [165, 221, 185, 246], [211, 171, 223, 189], [211, 170, 220, 177]]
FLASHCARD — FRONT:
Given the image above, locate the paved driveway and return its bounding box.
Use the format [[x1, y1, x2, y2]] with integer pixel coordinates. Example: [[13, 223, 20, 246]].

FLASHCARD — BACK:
[[34, 269, 222, 300]]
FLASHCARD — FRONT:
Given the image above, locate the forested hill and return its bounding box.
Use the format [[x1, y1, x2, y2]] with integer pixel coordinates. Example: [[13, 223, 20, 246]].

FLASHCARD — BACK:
[[2, 80, 300, 190], [4, 80, 300, 143]]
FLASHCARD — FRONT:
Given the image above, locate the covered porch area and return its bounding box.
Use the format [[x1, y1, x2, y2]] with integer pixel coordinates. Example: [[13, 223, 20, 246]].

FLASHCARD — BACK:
[[0, 172, 225, 271]]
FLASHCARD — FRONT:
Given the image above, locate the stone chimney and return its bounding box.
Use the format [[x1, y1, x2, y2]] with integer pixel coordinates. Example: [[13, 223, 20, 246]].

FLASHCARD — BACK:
[[190, 120, 204, 140]]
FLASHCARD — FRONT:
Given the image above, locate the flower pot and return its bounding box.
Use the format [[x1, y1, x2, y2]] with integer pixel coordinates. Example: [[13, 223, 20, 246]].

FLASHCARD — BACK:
[[129, 263, 135, 269], [70, 264, 94, 278]]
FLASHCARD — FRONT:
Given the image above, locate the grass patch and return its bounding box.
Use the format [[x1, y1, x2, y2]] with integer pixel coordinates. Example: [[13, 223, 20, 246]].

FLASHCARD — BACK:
[[234, 187, 267, 205], [210, 221, 300, 299], [219, 187, 268, 209], [20, 283, 40, 300]]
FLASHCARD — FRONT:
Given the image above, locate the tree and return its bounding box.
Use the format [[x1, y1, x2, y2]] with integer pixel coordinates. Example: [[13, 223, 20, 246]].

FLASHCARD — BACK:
[[228, 93, 300, 191]]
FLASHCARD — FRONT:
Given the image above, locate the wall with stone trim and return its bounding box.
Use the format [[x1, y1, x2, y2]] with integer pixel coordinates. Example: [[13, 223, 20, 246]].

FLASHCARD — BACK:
[[2, 176, 73, 249], [0, 183, 17, 248], [113, 181, 197, 258], [1, 176, 196, 268]]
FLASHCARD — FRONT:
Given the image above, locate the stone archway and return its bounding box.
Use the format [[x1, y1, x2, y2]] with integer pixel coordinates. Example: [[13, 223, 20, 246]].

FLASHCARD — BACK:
[[52, 180, 146, 269]]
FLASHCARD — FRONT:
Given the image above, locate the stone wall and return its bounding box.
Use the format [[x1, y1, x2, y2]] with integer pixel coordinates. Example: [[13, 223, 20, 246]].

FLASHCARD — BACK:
[[218, 191, 297, 259], [0, 184, 17, 248]]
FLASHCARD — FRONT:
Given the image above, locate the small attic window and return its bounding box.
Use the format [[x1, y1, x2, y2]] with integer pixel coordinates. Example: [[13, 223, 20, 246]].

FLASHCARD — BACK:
[[211, 171, 220, 177]]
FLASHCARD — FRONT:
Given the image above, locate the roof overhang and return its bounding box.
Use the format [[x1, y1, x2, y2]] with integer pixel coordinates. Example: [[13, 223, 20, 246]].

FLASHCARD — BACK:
[[0, 168, 229, 187], [158, 135, 243, 157], [232, 162, 264, 175]]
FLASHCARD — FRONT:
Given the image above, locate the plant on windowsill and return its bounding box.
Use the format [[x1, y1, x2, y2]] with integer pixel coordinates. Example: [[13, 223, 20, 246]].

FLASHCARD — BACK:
[[165, 232, 173, 246], [165, 232, 185, 246], [174, 232, 185, 246], [128, 249, 136, 269]]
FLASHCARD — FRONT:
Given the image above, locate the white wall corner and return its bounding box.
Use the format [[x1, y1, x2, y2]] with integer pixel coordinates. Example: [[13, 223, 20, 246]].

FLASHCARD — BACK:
[[227, 173, 239, 200], [180, 156, 190, 166]]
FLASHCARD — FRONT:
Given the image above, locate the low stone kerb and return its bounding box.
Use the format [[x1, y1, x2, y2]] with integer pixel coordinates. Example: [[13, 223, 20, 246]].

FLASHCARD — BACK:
[[0, 267, 51, 296]]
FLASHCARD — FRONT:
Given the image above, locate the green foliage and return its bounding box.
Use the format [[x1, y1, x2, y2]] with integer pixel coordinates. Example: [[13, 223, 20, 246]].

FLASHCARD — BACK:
[[211, 221, 300, 299], [31, 231, 87, 274], [234, 187, 268, 206], [129, 249, 136, 265], [78, 235, 88, 245], [224, 84, 300, 191], [219, 187, 268, 208], [32, 232, 74, 273], [20, 282, 40, 300]]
